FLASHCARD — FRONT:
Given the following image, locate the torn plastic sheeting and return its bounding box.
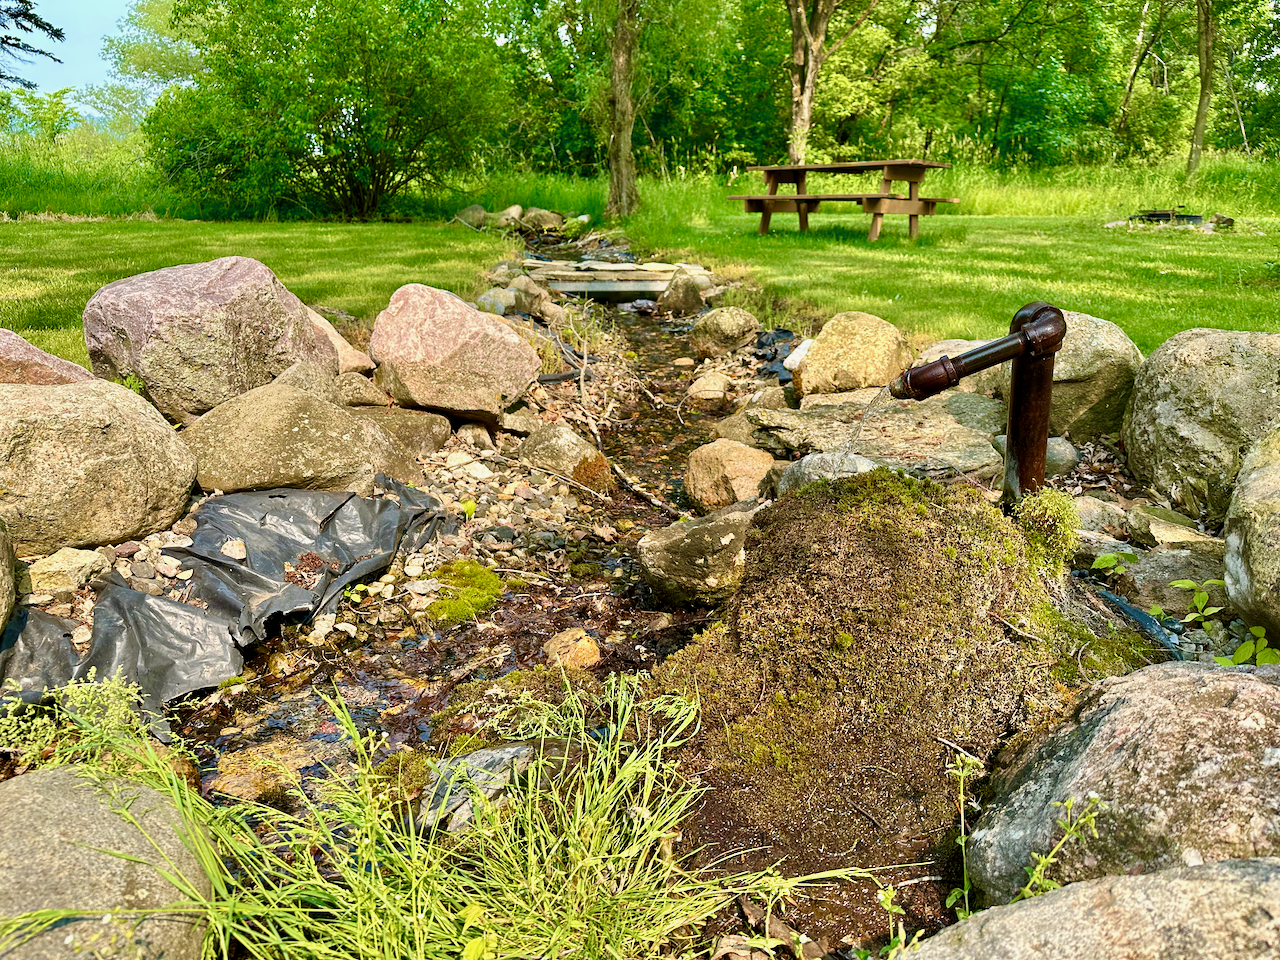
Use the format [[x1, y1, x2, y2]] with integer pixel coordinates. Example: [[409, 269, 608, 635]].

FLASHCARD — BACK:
[[169, 475, 454, 645], [0, 589, 241, 721]]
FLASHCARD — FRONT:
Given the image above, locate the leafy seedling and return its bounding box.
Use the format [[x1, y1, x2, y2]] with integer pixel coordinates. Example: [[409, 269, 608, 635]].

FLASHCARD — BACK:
[[1216, 625, 1279, 666], [1170, 578, 1225, 628]]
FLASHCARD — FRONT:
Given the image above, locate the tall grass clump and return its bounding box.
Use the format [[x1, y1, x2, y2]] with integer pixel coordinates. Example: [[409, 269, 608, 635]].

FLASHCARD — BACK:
[[0, 674, 874, 959]]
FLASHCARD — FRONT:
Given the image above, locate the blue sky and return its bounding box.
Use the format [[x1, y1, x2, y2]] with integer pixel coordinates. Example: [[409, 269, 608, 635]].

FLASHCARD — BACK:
[[17, 0, 133, 93]]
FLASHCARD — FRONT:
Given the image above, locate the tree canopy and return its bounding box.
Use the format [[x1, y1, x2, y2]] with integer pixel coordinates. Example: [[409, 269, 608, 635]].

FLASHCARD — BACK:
[[0, 0, 63, 88]]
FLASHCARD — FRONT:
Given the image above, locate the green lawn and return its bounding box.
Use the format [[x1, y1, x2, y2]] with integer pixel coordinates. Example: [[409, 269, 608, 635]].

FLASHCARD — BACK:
[[626, 185, 1280, 355], [0, 219, 511, 367], [2, 200, 1276, 370]]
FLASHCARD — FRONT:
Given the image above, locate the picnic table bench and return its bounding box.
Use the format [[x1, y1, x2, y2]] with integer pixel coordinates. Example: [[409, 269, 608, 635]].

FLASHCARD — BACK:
[[728, 159, 957, 240]]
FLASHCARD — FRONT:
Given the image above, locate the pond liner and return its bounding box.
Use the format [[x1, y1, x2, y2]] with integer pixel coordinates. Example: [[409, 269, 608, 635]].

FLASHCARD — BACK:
[[1070, 571, 1185, 661], [0, 475, 454, 715]]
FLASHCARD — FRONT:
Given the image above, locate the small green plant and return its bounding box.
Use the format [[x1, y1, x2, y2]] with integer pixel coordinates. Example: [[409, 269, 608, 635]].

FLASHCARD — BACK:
[[1170, 578, 1225, 628], [1014, 488, 1079, 574], [1215, 625, 1279, 666], [1009, 795, 1102, 903], [945, 754, 984, 920], [1091, 549, 1137, 579], [0, 670, 148, 770]]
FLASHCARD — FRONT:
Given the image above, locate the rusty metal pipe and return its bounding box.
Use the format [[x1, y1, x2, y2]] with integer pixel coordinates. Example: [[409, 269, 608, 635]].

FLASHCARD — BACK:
[[887, 301, 1067, 504]]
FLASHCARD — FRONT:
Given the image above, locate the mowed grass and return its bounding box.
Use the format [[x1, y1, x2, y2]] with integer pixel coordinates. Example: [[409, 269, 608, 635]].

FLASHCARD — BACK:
[[625, 179, 1280, 354], [0, 219, 512, 367]]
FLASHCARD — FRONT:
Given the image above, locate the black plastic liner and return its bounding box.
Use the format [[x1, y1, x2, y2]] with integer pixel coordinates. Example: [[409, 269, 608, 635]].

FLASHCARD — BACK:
[[0, 476, 453, 712]]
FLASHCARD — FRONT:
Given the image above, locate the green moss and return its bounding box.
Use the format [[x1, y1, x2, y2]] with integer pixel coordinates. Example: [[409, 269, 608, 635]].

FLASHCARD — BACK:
[[1015, 488, 1080, 575], [654, 468, 1125, 875], [425, 559, 506, 627]]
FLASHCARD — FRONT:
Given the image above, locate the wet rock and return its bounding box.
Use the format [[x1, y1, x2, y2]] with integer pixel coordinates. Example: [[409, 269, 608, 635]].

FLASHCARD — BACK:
[[776, 449, 881, 496], [0, 329, 93, 385], [0, 766, 210, 960], [518, 424, 612, 494], [183, 384, 381, 495], [970, 662, 1280, 902], [0, 518, 13, 628], [690, 307, 759, 359], [976, 312, 1144, 441], [685, 439, 777, 513], [369, 284, 540, 422], [26, 548, 111, 597], [911, 858, 1280, 960], [543, 627, 601, 669], [307, 307, 374, 374], [993, 434, 1079, 477], [1225, 422, 1280, 637], [0, 381, 196, 554], [210, 740, 318, 802], [637, 500, 758, 606], [686, 371, 734, 412], [657, 268, 704, 317], [1124, 329, 1280, 522], [749, 390, 1002, 476], [334, 372, 391, 407], [1115, 548, 1231, 621], [83, 256, 338, 425], [455, 203, 487, 228], [792, 312, 912, 396], [1074, 495, 1127, 535]]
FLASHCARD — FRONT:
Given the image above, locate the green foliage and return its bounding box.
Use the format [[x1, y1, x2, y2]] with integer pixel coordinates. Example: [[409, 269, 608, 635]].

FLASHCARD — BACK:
[[1014, 488, 1079, 575], [425, 559, 506, 626], [0, 0, 64, 89], [1010, 795, 1103, 902], [0, 670, 149, 770], [1216, 625, 1279, 666], [945, 754, 984, 921], [1170, 577, 1226, 628], [147, 0, 509, 218], [1, 87, 80, 141], [1091, 549, 1138, 579]]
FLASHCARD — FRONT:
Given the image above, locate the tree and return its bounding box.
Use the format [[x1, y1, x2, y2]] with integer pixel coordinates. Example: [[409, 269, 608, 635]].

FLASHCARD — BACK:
[[147, 0, 508, 218], [1187, 0, 1214, 173], [0, 0, 63, 88], [782, 0, 881, 163], [606, 0, 640, 215]]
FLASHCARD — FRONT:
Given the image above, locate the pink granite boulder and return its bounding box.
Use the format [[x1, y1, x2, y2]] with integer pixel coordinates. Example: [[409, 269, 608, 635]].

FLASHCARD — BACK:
[[0, 329, 93, 385], [83, 256, 339, 424], [368, 284, 540, 421]]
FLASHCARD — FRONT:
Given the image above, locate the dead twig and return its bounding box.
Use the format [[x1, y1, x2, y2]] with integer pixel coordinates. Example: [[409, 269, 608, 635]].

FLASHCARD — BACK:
[[610, 463, 682, 519]]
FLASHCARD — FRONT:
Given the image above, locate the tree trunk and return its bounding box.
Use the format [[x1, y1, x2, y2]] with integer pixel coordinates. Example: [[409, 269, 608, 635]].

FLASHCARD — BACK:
[[606, 0, 641, 217], [1187, 0, 1214, 176]]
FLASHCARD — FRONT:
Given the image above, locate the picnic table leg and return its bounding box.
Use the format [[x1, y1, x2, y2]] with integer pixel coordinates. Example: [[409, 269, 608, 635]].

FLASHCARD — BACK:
[[759, 173, 778, 235], [868, 173, 894, 242], [908, 180, 920, 239], [797, 172, 809, 232]]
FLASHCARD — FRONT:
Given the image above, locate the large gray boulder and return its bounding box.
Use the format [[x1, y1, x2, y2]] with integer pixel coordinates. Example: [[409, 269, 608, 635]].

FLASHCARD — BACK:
[[793, 312, 912, 396], [684, 439, 776, 513], [911, 859, 1280, 960], [182, 384, 385, 495], [346, 406, 452, 484], [1124, 329, 1280, 522], [970, 312, 1143, 440], [749, 389, 1003, 476], [776, 449, 881, 496], [0, 766, 210, 960], [0, 330, 93, 385], [689, 307, 758, 359], [0, 381, 196, 554], [969, 662, 1280, 903], [83, 257, 339, 425], [368, 284, 540, 422], [518, 423, 612, 494], [1225, 422, 1280, 637], [637, 501, 758, 606]]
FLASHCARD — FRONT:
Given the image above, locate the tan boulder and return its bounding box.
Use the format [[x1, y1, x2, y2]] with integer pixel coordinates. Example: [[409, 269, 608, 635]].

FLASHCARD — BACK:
[[306, 308, 374, 374], [689, 307, 758, 359], [1225, 423, 1280, 637], [543, 627, 601, 669], [793, 312, 912, 395], [685, 439, 777, 513]]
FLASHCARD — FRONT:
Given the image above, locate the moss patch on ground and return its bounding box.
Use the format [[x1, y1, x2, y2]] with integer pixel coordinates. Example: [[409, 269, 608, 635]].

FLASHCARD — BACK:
[[426, 559, 508, 627], [652, 469, 1149, 880]]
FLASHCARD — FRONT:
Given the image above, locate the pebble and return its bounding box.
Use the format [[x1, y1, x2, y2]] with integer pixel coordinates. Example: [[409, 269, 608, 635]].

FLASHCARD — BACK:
[[220, 538, 248, 561], [403, 565, 425, 578], [130, 560, 156, 579], [673, 357, 696, 367], [154, 557, 182, 579], [115, 541, 142, 558], [334, 622, 358, 638]]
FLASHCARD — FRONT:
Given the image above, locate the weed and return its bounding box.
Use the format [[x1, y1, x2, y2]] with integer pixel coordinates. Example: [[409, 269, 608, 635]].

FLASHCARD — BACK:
[[1170, 577, 1226, 628], [1091, 549, 1138, 579], [945, 754, 984, 920], [1010, 795, 1102, 902], [1215, 624, 1279, 667]]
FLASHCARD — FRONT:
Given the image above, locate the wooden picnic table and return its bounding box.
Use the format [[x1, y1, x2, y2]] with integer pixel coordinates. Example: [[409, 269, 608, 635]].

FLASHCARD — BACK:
[[728, 159, 957, 240]]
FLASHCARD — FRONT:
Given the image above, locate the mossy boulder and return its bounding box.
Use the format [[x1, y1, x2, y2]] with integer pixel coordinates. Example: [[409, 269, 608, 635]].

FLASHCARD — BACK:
[[654, 470, 1128, 876]]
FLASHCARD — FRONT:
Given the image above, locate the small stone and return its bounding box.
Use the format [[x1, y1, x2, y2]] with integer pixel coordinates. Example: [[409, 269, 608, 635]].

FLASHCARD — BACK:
[[464, 461, 495, 480], [334, 622, 358, 638], [673, 357, 696, 368], [220, 538, 248, 561], [378, 574, 397, 584], [380, 583, 395, 599], [403, 564, 425, 578], [129, 578, 164, 597], [23, 594, 54, 605], [544, 627, 602, 669], [445, 451, 473, 468], [154, 556, 181, 579], [405, 578, 441, 596], [176, 569, 193, 581], [457, 422, 496, 451], [172, 518, 198, 537], [130, 560, 156, 579]]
